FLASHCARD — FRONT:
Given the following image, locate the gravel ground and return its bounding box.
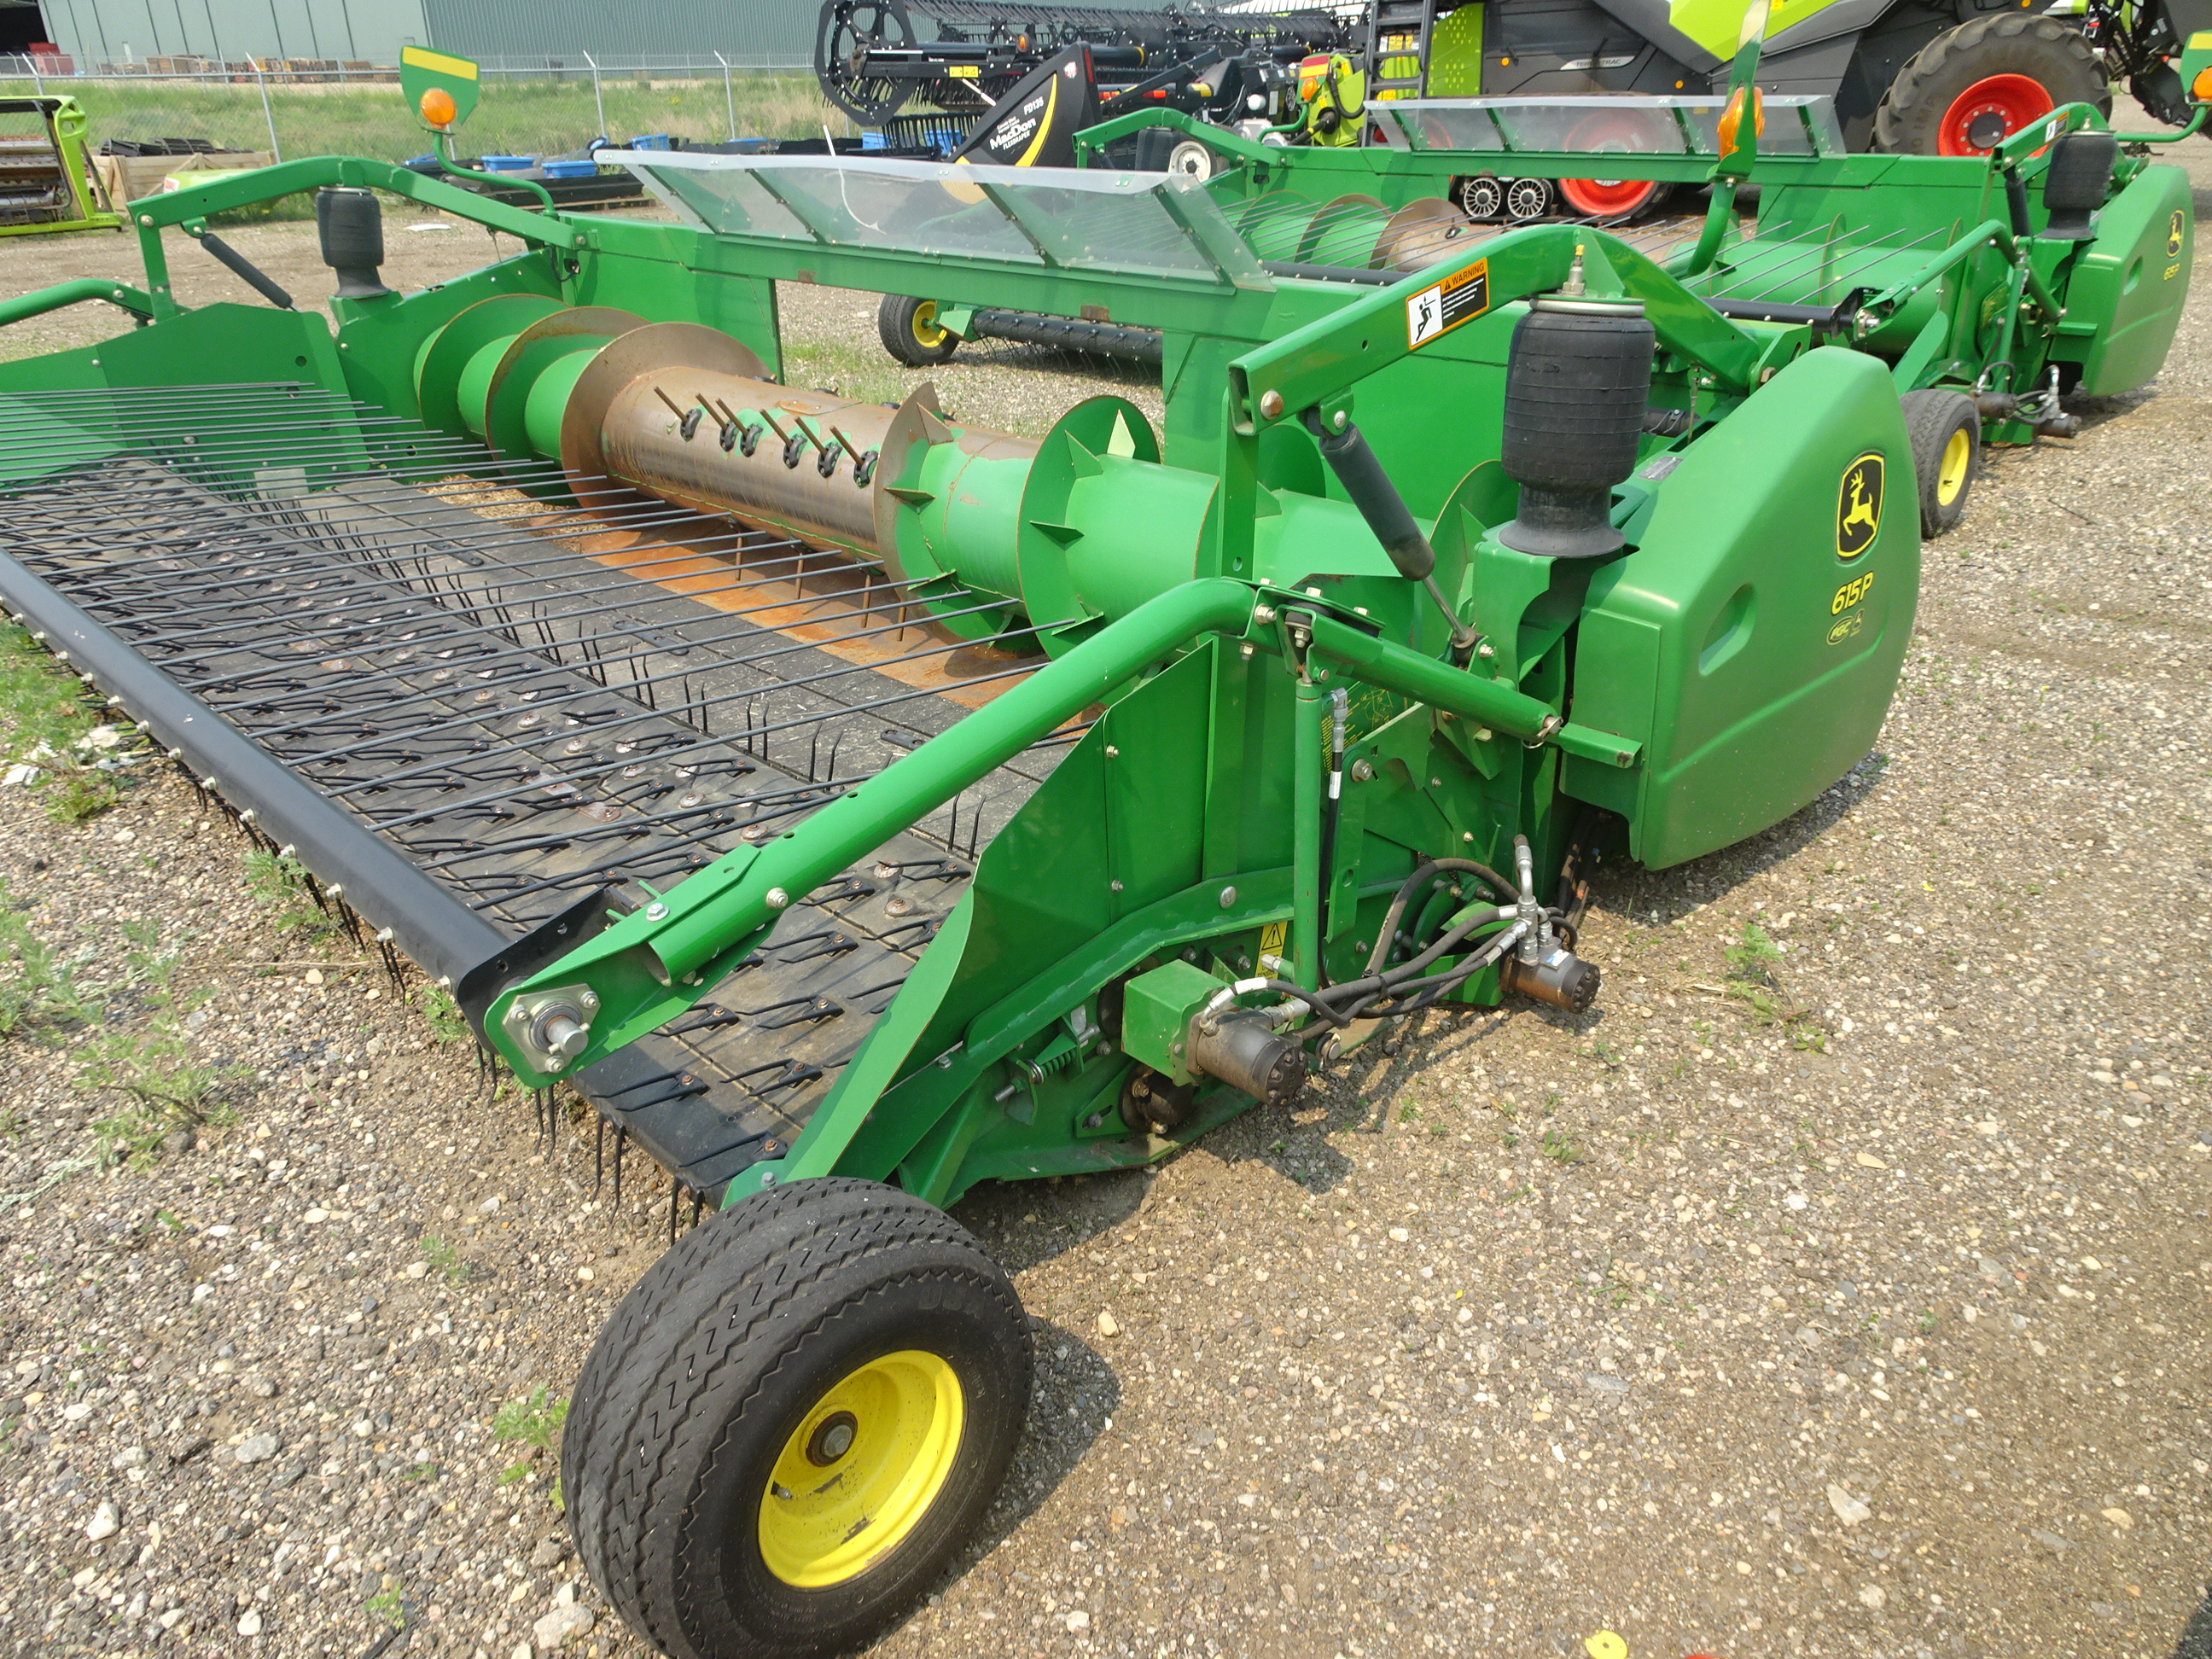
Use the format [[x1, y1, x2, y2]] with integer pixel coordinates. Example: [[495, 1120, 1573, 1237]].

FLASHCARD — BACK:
[[1, 153, 2209, 1659]]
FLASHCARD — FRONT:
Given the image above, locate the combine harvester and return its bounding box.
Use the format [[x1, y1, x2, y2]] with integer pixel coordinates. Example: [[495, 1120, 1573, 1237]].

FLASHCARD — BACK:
[[0, 32, 2194, 1659]]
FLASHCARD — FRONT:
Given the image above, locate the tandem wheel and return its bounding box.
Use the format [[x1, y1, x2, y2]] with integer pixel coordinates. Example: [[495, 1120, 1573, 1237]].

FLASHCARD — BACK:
[[563, 1178, 1032, 1659], [1900, 388, 1982, 537], [878, 294, 961, 367]]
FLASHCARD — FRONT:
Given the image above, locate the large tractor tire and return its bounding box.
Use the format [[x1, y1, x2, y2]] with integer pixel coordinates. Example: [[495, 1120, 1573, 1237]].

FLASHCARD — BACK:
[[1900, 388, 1982, 537], [878, 294, 961, 367], [564, 1178, 1032, 1659], [1871, 13, 2110, 156]]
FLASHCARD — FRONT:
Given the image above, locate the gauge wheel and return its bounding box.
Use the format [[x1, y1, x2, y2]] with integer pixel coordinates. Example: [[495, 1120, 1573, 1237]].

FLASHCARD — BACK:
[[1456, 172, 1504, 221], [878, 294, 961, 367], [1871, 12, 2108, 156], [1901, 388, 1982, 536], [1167, 137, 1219, 178], [1502, 177, 1553, 223], [565, 1178, 1032, 1659]]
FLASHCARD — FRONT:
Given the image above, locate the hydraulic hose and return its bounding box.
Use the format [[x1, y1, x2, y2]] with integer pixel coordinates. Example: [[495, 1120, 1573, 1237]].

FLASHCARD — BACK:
[[1363, 856, 1516, 976]]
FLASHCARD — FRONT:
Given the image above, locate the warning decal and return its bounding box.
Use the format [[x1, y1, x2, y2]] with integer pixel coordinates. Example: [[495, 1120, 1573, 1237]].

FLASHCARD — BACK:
[[1406, 259, 1490, 350]]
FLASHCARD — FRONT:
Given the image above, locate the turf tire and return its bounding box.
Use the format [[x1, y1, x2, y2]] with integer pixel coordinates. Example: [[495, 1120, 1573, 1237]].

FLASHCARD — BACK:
[[877, 294, 960, 367], [563, 1178, 1032, 1659], [1900, 388, 1981, 538], [1871, 14, 2109, 156]]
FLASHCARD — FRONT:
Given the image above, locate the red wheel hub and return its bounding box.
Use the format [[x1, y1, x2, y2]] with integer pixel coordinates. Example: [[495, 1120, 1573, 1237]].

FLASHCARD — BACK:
[[1557, 109, 1666, 218], [1936, 73, 2053, 156]]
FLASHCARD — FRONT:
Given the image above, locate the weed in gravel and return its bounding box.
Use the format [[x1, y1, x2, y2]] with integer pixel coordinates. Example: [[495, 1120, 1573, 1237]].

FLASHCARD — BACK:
[[366, 1584, 405, 1629], [493, 1386, 571, 1509], [0, 621, 137, 822], [0, 879, 99, 1042], [417, 984, 470, 1044], [1540, 1126, 1583, 1165], [1724, 921, 1784, 982], [241, 849, 341, 942], [79, 926, 245, 1168], [418, 1233, 469, 1284]]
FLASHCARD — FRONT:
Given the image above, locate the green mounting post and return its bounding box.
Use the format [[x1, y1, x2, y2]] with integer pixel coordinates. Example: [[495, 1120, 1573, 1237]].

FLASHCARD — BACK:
[[1684, 0, 1770, 278], [399, 45, 556, 214]]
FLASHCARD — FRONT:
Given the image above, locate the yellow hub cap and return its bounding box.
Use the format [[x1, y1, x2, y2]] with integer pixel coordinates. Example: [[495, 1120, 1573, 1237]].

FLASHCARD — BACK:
[[757, 1350, 963, 1587], [910, 301, 947, 350], [1936, 427, 1971, 506]]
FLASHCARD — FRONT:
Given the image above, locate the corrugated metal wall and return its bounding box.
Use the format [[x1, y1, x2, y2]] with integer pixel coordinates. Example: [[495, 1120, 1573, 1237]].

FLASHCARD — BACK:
[[420, 0, 814, 65], [44, 0, 432, 67]]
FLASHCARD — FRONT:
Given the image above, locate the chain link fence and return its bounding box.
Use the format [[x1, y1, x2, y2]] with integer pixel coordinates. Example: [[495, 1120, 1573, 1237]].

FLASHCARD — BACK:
[[0, 57, 841, 174]]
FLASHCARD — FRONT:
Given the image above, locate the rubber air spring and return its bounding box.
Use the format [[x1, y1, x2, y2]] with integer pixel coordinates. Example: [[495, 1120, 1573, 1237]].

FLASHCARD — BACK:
[[316, 187, 393, 300], [2039, 129, 2117, 242], [1496, 296, 1655, 559]]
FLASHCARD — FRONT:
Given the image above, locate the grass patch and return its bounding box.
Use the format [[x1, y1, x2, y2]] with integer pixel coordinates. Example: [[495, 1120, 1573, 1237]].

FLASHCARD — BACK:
[[418, 1232, 469, 1284], [0, 73, 841, 169], [0, 620, 140, 824], [0, 879, 100, 1043], [417, 984, 470, 1045], [79, 922, 245, 1167], [240, 848, 341, 942]]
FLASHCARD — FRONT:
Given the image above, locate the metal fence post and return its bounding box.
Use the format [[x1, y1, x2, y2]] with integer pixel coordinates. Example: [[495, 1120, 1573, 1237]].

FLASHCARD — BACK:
[[256, 66, 281, 161], [716, 51, 735, 140], [27, 55, 41, 93], [583, 50, 605, 139]]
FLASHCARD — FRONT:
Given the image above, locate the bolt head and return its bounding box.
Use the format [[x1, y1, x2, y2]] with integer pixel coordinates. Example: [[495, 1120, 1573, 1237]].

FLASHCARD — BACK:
[[1219, 885, 1237, 909], [1258, 388, 1284, 420], [643, 901, 669, 921], [1476, 642, 1496, 659], [580, 992, 598, 1010], [504, 1003, 528, 1026], [546, 1057, 567, 1073], [765, 887, 789, 910], [1330, 410, 1348, 432]]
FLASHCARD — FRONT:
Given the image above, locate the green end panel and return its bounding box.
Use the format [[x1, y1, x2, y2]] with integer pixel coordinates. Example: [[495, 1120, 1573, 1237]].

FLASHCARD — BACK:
[[2053, 166, 2193, 397], [1569, 346, 1919, 869], [1121, 959, 1226, 1082]]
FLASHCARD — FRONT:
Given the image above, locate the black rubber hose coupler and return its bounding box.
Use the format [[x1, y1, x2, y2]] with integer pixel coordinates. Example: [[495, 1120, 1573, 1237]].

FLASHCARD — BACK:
[[317, 187, 395, 300], [1497, 296, 1655, 560], [2040, 130, 2118, 242]]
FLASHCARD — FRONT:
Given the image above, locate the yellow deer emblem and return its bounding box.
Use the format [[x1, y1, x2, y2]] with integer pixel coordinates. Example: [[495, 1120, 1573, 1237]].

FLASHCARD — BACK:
[[1836, 454, 1883, 558]]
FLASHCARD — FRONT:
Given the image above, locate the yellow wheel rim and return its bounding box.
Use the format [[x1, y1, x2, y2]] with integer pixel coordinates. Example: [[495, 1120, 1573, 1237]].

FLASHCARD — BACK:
[[910, 301, 947, 351], [757, 1350, 963, 1587], [1936, 427, 1971, 506]]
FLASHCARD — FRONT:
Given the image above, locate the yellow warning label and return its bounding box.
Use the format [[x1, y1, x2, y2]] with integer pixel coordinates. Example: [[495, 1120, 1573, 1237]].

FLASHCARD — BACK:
[[1259, 920, 1288, 955]]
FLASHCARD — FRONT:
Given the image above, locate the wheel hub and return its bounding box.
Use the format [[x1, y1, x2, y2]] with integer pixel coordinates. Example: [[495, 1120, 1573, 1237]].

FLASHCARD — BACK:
[[806, 1410, 859, 1466], [1938, 73, 2054, 156]]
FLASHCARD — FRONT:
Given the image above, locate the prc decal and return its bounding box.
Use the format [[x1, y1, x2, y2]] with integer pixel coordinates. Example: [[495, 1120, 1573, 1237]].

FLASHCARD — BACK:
[[1406, 259, 1490, 350], [1826, 611, 1866, 646], [1837, 452, 1883, 560]]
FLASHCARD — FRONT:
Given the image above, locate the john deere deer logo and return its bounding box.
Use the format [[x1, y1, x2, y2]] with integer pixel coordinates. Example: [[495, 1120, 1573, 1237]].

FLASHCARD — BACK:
[[1837, 453, 1883, 559], [2168, 210, 2186, 259]]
